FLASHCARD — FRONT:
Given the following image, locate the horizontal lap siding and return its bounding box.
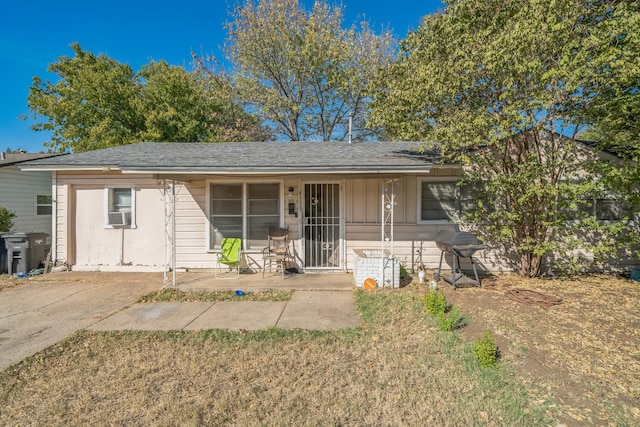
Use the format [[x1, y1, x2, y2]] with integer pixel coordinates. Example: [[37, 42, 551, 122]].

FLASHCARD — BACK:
[[0, 167, 53, 240], [345, 224, 511, 274], [174, 181, 211, 268], [55, 183, 67, 264]]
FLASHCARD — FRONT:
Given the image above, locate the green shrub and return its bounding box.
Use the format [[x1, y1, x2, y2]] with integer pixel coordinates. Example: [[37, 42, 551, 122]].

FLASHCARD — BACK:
[[0, 205, 16, 232], [473, 330, 500, 368], [424, 290, 469, 331], [423, 289, 447, 316], [437, 305, 470, 332]]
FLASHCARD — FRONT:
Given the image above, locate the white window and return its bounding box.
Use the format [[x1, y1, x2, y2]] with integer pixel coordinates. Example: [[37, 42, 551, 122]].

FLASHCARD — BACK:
[[36, 195, 52, 216], [209, 182, 280, 250], [104, 187, 135, 228]]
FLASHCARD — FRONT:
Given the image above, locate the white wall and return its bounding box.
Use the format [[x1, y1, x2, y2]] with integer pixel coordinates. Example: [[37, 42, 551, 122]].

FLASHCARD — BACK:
[[54, 170, 510, 274]]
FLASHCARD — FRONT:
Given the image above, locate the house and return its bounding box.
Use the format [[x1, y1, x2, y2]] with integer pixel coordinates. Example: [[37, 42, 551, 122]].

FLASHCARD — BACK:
[[20, 141, 505, 283], [0, 151, 68, 274], [0, 151, 68, 235]]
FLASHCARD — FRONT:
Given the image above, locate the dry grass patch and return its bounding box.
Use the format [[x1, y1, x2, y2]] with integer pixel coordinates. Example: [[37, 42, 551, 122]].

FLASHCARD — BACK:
[[0, 290, 547, 426], [138, 287, 293, 302], [441, 273, 640, 425], [0, 274, 26, 291]]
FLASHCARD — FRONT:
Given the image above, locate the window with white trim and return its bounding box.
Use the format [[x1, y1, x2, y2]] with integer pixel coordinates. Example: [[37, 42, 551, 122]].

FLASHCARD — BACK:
[[104, 187, 135, 228], [36, 195, 52, 216], [419, 180, 458, 221], [209, 182, 280, 250]]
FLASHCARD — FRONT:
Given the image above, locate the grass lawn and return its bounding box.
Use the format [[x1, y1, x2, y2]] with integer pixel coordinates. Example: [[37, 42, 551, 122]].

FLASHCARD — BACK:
[[0, 289, 548, 426]]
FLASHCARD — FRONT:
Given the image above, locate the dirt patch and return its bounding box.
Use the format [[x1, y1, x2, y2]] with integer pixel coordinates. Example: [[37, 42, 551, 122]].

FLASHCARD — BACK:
[[435, 273, 640, 425]]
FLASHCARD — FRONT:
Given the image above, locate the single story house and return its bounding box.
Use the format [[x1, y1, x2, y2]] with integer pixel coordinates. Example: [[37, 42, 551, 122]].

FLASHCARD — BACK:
[[0, 151, 67, 238], [20, 141, 508, 282]]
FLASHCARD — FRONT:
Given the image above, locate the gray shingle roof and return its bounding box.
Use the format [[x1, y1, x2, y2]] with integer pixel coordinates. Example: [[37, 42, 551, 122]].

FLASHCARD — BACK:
[[0, 152, 67, 167], [20, 142, 437, 174]]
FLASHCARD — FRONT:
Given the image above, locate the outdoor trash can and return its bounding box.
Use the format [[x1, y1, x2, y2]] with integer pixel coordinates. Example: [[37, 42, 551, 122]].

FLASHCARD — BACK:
[[0, 236, 6, 275], [1, 232, 49, 276]]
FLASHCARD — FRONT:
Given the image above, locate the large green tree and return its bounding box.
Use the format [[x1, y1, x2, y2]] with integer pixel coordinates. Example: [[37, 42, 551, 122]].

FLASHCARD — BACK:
[[579, 1, 640, 208], [225, 0, 395, 141], [26, 43, 267, 152], [370, 0, 638, 277]]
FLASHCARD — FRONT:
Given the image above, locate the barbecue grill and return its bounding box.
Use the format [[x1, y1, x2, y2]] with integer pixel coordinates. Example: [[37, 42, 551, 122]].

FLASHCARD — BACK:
[[434, 229, 486, 289]]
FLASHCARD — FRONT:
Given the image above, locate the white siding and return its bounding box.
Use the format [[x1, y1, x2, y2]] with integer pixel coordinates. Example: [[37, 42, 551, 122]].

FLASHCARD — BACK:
[[0, 165, 53, 241], [53, 170, 509, 273]]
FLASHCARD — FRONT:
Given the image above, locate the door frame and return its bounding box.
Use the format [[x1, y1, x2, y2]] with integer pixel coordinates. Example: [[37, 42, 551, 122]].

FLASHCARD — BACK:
[[300, 180, 345, 270]]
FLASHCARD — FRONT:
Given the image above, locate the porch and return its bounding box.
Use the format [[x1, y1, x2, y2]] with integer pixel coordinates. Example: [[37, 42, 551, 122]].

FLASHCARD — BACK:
[[170, 270, 356, 292]]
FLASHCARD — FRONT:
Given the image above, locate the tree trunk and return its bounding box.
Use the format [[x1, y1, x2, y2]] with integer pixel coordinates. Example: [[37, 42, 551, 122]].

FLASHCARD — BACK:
[[519, 251, 542, 278]]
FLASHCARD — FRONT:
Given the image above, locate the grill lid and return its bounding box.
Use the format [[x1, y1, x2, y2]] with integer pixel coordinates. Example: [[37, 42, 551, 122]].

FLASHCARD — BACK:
[[435, 230, 479, 247], [435, 229, 486, 257]]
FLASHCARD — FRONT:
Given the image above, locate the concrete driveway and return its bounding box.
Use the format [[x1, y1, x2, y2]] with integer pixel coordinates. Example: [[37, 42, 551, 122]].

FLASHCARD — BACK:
[[0, 272, 360, 372], [0, 274, 162, 372]]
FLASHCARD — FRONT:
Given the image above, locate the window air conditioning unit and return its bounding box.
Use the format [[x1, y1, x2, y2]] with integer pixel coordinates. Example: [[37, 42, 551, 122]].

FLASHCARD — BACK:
[[108, 211, 131, 226]]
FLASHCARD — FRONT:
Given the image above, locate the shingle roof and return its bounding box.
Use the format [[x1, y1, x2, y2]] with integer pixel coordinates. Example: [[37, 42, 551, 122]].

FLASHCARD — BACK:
[[20, 142, 437, 174], [0, 152, 67, 167]]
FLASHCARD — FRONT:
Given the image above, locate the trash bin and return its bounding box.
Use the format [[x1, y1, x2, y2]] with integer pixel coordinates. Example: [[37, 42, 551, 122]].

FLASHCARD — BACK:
[[0, 236, 6, 275], [26, 232, 48, 272], [1, 232, 49, 276]]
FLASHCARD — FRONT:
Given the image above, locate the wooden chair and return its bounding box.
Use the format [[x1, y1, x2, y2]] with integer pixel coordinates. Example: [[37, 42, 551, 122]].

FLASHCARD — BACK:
[[215, 237, 242, 279], [262, 227, 289, 278]]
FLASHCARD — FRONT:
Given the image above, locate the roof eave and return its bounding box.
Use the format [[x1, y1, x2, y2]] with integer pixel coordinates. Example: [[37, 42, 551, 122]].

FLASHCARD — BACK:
[[119, 166, 432, 175], [19, 165, 121, 172]]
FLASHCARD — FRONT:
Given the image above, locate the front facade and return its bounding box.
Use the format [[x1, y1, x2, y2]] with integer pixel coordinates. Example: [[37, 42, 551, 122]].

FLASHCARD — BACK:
[[22, 142, 504, 279]]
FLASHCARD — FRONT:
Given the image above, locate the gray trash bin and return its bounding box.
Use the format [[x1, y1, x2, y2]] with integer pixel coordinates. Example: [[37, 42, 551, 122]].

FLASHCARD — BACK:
[[0, 236, 7, 275], [2, 232, 49, 276], [26, 232, 48, 272], [3, 233, 28, 276]]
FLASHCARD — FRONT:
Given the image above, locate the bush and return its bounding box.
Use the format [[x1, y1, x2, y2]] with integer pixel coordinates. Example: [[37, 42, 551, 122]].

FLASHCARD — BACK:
[[437, 305, 469, 332], [0, 205, 16, 232], [423, 289, 447, 316], [473, 330, 500, 368], [424, 289, 469, 331]]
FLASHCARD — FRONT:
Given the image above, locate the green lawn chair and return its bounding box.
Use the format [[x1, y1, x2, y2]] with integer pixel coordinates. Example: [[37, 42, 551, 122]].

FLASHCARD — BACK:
[[215, 238, 242, 279]]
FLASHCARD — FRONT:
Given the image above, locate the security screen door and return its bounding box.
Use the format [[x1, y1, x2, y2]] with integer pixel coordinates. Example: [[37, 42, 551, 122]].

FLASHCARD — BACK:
[[303, 183, 341, 268]]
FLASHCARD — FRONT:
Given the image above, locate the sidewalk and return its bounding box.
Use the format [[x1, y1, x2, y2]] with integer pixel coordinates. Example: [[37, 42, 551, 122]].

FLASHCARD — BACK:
[[90, 290, 360, 331]]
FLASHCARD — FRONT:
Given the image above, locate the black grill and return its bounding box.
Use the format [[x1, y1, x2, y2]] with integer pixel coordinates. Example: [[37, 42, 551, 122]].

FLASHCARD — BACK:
[[435, 230, 486, 288]]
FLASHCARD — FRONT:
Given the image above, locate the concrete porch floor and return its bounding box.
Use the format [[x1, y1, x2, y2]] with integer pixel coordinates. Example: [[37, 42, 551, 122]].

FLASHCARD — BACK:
[[170, 269, 357, 292]]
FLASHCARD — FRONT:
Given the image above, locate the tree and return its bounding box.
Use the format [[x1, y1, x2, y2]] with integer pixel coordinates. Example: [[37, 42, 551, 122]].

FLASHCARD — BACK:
[[26, 43, 268, 152], [0, 206, 16, 233], [190, 53, 272, 142], [579, 1, 640, 209], [27, 43, 143, 152], [225, 0, 395, 141], [370, 0, 637, 277]]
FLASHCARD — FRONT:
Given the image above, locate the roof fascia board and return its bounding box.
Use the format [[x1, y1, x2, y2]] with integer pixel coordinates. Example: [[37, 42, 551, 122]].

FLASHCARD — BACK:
[[119, 167, 432, 175], [19, 166, 121, 172]]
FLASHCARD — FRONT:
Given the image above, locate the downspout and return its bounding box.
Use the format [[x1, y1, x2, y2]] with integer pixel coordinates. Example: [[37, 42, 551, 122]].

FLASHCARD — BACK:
[[51, 171, 57, 265]]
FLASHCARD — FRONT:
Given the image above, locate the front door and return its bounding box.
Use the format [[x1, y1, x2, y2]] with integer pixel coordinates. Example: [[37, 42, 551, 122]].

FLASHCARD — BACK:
[[303, 183, 341, 268]]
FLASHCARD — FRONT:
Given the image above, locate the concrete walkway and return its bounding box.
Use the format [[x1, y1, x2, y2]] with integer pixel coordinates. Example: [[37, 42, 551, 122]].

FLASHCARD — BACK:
[[89, 291, 359, 332], [0, 272, 360, 372]]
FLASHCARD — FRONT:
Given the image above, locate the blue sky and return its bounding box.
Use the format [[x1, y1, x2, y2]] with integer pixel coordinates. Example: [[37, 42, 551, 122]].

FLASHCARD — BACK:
[[1, 0, 444, 153]]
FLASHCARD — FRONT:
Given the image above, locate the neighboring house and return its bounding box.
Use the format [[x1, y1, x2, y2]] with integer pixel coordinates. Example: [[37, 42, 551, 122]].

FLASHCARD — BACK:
[[20, 142, 510, 278], [0, 151, 67, 240]]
